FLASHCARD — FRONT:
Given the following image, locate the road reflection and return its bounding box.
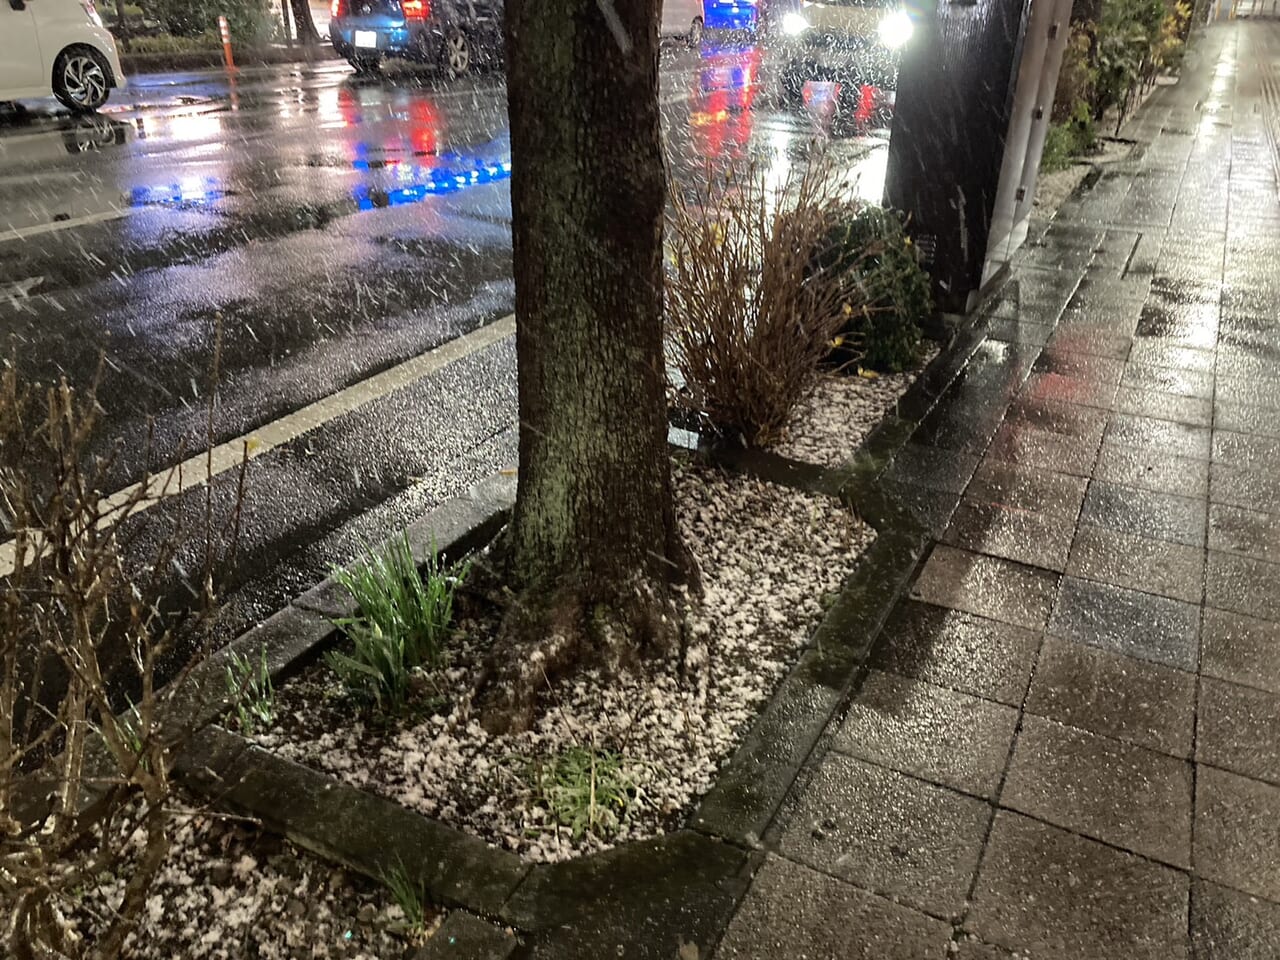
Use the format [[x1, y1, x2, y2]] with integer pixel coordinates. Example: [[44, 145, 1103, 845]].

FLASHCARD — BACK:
[[0, 31, 902, 238], [0, 113, 134, 160]]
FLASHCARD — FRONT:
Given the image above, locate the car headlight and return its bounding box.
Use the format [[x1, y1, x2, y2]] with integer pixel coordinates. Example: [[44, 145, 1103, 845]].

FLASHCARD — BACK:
[[782, 11, 810, 34], [878, 10, 913, 48]]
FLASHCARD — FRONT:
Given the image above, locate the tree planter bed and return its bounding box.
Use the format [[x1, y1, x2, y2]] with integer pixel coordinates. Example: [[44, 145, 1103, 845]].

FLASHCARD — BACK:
[[772, 346, 942, 469], [58, 793, 435, 960], [165, 319, 990, 954], [239, 462, 872, 864]]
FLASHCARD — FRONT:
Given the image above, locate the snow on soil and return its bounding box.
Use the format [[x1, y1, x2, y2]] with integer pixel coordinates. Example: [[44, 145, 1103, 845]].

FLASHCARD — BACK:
[[773, 346, 939, 467], [254, 463, 873, 863], [66, 806, 433, 960]]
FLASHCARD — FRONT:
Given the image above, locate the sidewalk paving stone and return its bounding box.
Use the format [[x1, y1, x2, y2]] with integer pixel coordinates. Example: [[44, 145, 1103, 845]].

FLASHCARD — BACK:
[[941, 497, 1076, 572], [1196, 677, 1280, 783], [865, 602, 1040, 706], [1200, 607, 1280, 695], [1103, 412, 1213, 460], [832, 669, 1019, 798], [1019, 370, 1121, 411], [1194, 766, 1280, 903], [1135, 302, 1219, 350], [1190, 879, 1280, 960], [1004, 395, 1110, 442], [968, 811, 1189, 960], [1048, 575, 1200, 670], [1207, 502, 1280, 562], [1216, 374, 1280, 411], [1001, 714, 1193, 867], [1056, 307, 1142, 339], [1033, 349, 1128, 385], [1212, 430, 1280, 470], [1081, 477, 1208, 546], [1209, 462, 1280, 516], [714, 856, 952, 960], [1205, 551, 1280, 621], [1119, 361, 1215, 398], [1045, 328, 1134, 360], [1025, 636, 1196, 757], [774, 752, 989, 918], [1128, 340, 1218, 373], [1066, 522, 1205, 603], [1216, 343, 1280, 380], [1093, 441, 1210, 498], [1214, 401, 1280, 442], [964, 459, 1089, 519], [1110, 386, 1214, 426], [910, 545, 1058, 631], [985, 421, 1103, 476]]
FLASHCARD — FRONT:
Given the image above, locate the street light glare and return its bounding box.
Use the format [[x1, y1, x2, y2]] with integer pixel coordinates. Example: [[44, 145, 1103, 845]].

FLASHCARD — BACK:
[[878, 10, 914, 48], [782, 11, 810, 34]]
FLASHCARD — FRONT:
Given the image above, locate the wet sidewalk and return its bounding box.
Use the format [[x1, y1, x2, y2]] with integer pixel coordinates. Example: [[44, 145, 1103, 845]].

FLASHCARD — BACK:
[[715, 18, 1280, 960]]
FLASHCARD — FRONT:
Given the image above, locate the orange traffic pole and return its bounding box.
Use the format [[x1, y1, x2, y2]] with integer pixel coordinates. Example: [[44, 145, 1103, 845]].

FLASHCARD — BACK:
[[219, 15, 237, 72]]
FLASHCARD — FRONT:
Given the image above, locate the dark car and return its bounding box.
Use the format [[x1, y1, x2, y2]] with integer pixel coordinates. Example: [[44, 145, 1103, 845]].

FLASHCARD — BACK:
[[329, 0, 503, 77], [778, 0, 913, 95]]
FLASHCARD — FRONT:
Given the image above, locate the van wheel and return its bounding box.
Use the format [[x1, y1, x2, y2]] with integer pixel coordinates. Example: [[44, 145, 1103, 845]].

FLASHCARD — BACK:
[[52, 48, 111, 113]]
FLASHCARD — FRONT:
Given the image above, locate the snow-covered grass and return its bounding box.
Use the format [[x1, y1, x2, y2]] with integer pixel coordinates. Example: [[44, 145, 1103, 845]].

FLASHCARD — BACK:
[[772, 346, 938, 468], [253, 462, 873, 862], [65, 804, 436, 960]]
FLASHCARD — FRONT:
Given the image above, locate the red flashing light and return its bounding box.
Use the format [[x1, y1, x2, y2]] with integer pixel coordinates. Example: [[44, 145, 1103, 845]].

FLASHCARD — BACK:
[[402, 0, 430, 19]]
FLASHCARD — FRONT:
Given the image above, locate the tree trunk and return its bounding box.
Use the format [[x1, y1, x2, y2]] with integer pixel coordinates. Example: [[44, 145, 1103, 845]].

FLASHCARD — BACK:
[[478, 0, 691, 733]]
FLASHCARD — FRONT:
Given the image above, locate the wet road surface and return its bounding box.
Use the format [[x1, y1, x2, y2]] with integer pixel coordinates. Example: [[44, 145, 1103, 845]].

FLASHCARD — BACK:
[[0, 40, 893, 654]]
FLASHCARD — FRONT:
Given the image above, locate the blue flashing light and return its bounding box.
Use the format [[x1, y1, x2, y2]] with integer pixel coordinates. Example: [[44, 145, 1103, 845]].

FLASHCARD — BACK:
[[351, 154, 513, 209], [704, 0, 757, 30]]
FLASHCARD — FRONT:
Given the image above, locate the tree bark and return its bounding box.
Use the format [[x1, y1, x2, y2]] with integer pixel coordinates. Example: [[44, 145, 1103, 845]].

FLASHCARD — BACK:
[[478, 0, 690, 733]]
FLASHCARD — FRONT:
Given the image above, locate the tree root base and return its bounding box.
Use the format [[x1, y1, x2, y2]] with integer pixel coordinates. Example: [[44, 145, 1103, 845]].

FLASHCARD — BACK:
[[474, 577, 686, 735]]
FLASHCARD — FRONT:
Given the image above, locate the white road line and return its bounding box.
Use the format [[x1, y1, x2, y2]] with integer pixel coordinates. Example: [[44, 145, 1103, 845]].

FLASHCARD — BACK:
[[0, 313, 515, 578], [0, 208, 133, 244]]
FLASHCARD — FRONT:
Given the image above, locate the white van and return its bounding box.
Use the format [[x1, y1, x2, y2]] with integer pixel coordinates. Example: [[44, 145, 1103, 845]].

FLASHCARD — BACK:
[[661, 0, 705, 45], [0, 0, 126, 112]]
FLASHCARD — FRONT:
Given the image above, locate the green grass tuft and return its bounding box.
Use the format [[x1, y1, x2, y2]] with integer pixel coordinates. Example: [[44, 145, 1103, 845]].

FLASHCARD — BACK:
[[529, 745, 646, 840], [325, 534, 465, 713], [224, 646, 275, 736]]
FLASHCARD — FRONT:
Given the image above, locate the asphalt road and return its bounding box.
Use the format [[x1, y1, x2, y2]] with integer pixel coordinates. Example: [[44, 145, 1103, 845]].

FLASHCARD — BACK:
[[0, 39, 891, 665]]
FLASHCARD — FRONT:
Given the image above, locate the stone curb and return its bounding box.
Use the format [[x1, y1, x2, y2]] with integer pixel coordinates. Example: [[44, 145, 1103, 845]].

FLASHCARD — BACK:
[[414, 911, 520, 959], [177, 725, 530, 918], [168, 469, 514, 752]]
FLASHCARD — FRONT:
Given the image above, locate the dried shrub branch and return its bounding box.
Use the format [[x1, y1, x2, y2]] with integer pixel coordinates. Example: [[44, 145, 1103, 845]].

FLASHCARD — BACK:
[[664, 158, 870, 446], [0, 355, 246, 959]]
